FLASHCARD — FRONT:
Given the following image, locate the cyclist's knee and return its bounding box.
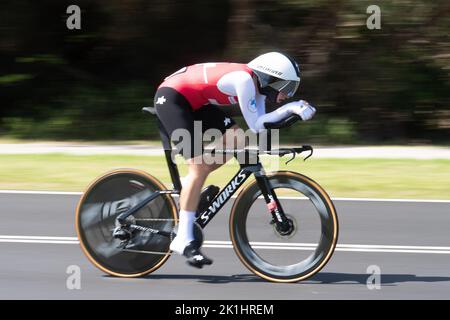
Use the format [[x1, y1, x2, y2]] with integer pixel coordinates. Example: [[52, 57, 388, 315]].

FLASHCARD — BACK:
[[187, 161, 214, 179]]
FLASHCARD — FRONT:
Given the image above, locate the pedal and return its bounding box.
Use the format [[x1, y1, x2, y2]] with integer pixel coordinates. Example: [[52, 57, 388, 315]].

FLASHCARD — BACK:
[[196, 185, 220, 217]]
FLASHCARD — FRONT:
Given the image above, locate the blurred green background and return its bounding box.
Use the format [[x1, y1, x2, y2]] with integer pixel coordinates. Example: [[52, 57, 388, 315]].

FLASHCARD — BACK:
[[0, 0, 449, 144]]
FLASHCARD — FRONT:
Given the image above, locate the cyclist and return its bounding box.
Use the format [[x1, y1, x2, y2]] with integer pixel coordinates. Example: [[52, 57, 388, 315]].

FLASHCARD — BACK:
[[154, 52, 316, 268]]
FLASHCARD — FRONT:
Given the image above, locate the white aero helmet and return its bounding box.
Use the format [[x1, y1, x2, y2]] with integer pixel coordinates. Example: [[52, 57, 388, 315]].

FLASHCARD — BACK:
[[247, 52, 300, 102]]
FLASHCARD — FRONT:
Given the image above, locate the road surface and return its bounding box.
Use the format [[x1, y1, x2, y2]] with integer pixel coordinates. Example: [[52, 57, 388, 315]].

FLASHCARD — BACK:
[[0, 192, 449, 299]]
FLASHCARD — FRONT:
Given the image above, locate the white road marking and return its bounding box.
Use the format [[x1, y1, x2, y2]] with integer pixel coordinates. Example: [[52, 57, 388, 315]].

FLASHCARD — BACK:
[[0, 235, 77, 240], [1, 145, 449, 158], [1, 190, 449, 203], [0, 235, 79, 244], [0, 190, 82, 195], [1, 235, 450, 254], [0, 239, 79, 244], [329, 197, 450, 203]]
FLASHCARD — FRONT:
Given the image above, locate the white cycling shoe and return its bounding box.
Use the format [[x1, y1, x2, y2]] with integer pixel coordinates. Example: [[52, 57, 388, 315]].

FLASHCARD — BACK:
[[170, 238, 213, 269]]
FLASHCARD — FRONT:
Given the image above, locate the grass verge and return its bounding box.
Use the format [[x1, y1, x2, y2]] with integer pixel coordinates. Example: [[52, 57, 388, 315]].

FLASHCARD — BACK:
[[0, 154, 449, 200]]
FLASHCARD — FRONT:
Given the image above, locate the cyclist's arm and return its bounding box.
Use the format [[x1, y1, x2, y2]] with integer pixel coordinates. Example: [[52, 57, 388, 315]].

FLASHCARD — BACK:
[[218, 71, 265, 132], [219, 72, 315, 133], [253, 101, 316, 131]]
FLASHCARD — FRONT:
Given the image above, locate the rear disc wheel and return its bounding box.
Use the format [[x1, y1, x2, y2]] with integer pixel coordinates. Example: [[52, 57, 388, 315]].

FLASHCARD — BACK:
[[76, 169, 177, 277]]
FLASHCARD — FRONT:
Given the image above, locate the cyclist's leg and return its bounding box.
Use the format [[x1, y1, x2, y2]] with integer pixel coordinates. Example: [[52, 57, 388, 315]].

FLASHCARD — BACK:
[[154, 87, 203, 257], [173, 107, 239, 248], [178, 105, 240, 206], [172, 125, 240, 267], [178, 123, 241, 213], [155, 93, 238, 266], [191, 105, 242, 172]]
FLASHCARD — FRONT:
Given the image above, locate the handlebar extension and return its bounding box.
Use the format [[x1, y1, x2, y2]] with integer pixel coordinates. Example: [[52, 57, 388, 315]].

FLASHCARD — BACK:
[[263, 114, 302, 129]]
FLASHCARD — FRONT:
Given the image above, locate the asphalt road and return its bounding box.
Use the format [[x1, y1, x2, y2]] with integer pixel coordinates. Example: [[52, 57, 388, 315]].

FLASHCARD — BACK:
[[1, 192, 450, 300]]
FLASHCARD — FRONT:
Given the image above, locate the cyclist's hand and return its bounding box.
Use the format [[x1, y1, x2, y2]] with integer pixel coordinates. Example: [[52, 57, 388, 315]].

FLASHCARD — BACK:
[[293, 100, 316, 121]]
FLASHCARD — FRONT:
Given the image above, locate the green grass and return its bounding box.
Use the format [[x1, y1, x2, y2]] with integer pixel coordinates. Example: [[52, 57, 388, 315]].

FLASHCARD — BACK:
[[0, 154, 449, 200], [0, 137, 161, 146]]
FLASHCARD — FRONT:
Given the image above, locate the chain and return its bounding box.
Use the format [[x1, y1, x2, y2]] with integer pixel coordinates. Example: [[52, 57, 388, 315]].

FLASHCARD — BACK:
[[134, 218, 177, 222], [122, 248, 172, 256]]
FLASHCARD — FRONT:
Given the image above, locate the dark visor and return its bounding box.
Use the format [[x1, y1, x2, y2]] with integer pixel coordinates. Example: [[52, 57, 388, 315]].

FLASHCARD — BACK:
[[256, 72, 299, 98], [269, 80, 299, 98]]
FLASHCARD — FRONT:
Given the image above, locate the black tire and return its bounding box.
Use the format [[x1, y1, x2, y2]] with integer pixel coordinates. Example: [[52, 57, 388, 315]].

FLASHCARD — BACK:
[[76, 169, 177, 277], [229, 171, 338, 283]]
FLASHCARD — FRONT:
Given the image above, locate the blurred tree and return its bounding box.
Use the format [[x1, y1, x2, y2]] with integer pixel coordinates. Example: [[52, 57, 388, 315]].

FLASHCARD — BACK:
[[0, 0, 448, 142]]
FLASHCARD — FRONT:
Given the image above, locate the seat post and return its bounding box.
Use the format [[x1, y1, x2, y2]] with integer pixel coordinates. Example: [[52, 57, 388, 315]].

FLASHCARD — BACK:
[[156, 118, 182, 191], [267, 129, 272, 151]]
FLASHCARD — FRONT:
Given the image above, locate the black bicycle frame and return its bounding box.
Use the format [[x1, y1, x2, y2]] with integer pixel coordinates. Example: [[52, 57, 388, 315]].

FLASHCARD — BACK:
[[116, 157, 288, 232], [116, 114, 291, 233], [195, 161, 288, 228], [196, 163, 253, 228]]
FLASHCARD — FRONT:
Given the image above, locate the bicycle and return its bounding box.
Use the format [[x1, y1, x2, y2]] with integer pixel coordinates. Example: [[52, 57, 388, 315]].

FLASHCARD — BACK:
[[75, 108, 339, 283]]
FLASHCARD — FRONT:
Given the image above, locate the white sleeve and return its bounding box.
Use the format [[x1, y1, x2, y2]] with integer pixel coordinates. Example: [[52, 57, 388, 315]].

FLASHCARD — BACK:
[[217, 71, 265, 133], [253, 101, 309, 132], [218, 72, 306, 133]]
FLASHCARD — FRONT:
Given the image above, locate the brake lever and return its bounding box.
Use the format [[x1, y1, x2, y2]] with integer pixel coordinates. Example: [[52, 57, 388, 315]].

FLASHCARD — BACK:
[[276, 145, 313, 164], [284, 149, 297, 165], [302, 145, 313, 161], [286, 145, 313, 163], [274, 148, 296, 165]]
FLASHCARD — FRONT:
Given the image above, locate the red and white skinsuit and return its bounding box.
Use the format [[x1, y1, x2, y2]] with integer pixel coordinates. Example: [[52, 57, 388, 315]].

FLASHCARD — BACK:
[[159, 62, 305, 132]]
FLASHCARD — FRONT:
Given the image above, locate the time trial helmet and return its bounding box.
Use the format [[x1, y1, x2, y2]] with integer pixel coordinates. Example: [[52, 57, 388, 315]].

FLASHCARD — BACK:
[[247, 52, 300, 102]]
